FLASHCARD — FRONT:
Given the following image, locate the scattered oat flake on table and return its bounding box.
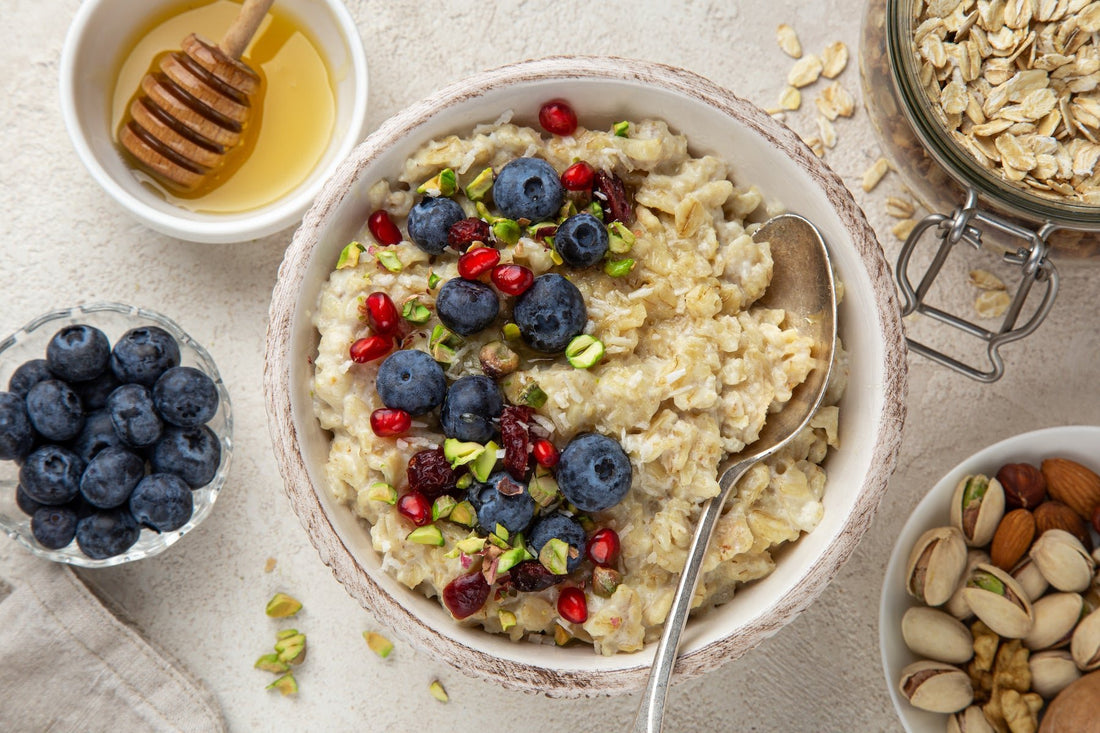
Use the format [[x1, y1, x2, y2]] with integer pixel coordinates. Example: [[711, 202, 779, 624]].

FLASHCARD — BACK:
[[975, 289, 1012, 318], [776, 24, 802, 58], [802, 133, 825, 158], [428, 680, 449, 702], [264, 557, 277, 573], [885, 196, 915, 218], [862, 158, 890, 191], [817, 115, 837, 148], [969, 269, 1007, 291], [779, 86, 801, 111], [788, 54, 823, 88], [816, 82, 856, 121], [892, 218, 917, 240], [821, 42, 849, 78]]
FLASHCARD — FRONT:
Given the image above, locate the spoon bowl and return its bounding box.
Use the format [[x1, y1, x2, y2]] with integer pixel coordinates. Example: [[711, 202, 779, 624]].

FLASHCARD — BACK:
[[633, 212, 838, 732]]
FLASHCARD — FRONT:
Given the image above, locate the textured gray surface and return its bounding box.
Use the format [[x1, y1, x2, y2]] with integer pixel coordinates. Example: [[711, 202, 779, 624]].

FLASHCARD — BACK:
[[2, 1, 1099, 731]]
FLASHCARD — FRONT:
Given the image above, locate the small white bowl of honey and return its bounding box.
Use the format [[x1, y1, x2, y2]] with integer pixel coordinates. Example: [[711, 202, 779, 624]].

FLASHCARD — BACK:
[[60, 0, 368, 243]]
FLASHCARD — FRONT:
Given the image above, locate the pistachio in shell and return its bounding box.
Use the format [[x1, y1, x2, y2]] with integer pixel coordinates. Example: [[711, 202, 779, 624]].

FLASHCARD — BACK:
[[1029, 650, 1081, 699], [1030, 529, 1095, 593], [1024, 592, 1084, 651], [1010, 555, 1050, 603], [901, 606, 973, 664], [906, 526, 968, 607], [961, 563, 1034, 639], [898, 659, 973, 713], [950, 474, 1005, 547], [946, 705, 996, 733], [946, 550, 991, 620], [1071, 607, 1100, 672]]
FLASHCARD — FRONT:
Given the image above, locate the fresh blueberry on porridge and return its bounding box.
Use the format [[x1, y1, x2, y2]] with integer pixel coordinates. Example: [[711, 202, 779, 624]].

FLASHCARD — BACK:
[[310, 100, 847, 653]]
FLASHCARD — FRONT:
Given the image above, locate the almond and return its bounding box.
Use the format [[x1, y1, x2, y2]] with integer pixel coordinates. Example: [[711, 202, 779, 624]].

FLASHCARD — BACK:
[[1034, 500, 1093, 551], [1041, 458, 1100, 521], [990, 509, 1036, 570]]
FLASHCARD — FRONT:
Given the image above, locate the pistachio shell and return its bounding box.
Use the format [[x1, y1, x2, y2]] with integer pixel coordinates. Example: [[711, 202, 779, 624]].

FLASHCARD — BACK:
[[1030, 529, 1095, 592], [961, 563, 1034, 638], [951, 475, 1005, 547], [1071, 607, 1100, 671], [902, 606, 974, 664], [946, 550, 991, 620], [907, 526, 969, 606], [1029, 650, 1081, 698], [1010, 556, 1049, 602], [898, 660, 973, 713], [1023, 592, 1083, 650], [946, 705, 996, 733]]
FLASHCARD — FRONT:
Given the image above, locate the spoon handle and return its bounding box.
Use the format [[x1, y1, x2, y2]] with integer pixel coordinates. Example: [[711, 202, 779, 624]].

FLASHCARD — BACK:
[[631, 457, 756, 733]]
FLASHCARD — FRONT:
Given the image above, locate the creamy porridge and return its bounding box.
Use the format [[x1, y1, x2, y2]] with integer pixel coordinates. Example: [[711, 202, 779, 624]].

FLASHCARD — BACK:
[[311, 110, 847, 654]]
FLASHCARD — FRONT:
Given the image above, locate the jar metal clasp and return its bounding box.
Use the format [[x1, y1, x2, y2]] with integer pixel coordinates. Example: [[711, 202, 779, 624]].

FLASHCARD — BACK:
[[895, 188, 1060, 383]]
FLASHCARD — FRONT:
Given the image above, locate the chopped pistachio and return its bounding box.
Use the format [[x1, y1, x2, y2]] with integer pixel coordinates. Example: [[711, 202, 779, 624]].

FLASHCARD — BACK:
[[401, 297, 431, 324], [539, 537, 570, 575], [607, 221, 636, 253], [554, 625, 573, 646], [430, 324, 463, 349], [498, 609, 517, 631], [502, 323, 521, 341], [366, 482, 397, 505], [479, 341, 519, 379], [336, 241, 365, 269], [265, 593, 303, 618], [548, 248, 563, 266], [416, 168, 457, 196], [449, 500, 477, 527], [591, 566, 622, 598], [604, 258, 635, 277], [470, 440, 499, 482], [407, 525, 445, 546], [475, 201, 500, 223], [363, 631, 394, 659], [488, 533, 510, 551], [497, 546, 532, 574], [612, 120, 629, 136], [428, 680, 449, 703], [430, 342, 455, 364], [494, 524, 510, 542], [518, 382, 548, 408], [577, 514, 596, 533], [275, 628, 299, 641], [275, 633, 307, 665], [432, 495, 458, 521], [464, 167, 494, 201], [492, 219, 521, 245], [442, 438, 485, 468], [565, 335, 605, 369], [454, 536, 487, 555], [559, 199, 579, 219], [526, 221, 557, 239], [427, 271, 441, 289], [527, 471, 560, 507], [587, 201, 604, 219], [376, 249, 402, 273], [266, 672, 298, 695], [254, 653, 289, 673], [455, 474, 473, 490]]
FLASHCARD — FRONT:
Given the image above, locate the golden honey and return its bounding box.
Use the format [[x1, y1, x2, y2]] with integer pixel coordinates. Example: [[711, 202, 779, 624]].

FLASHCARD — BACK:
[[112, 0, 335, 214]]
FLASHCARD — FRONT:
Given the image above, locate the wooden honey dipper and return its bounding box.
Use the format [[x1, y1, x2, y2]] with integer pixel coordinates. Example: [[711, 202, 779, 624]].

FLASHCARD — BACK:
[[118, 0, 275, 192]]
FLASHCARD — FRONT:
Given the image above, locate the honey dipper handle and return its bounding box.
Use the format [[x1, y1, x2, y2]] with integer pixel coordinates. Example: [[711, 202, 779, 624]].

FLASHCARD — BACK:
[[220, 0, 276, 59]]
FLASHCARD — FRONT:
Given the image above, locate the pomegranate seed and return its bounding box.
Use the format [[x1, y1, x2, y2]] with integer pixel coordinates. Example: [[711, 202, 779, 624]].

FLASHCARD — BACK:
[[586, 527, 620, 567], [364, 292, 399, 336], [560, 161, 595, 191], [539, 100, 578, 136], [557, 587, 588, 624], [368, 210, 403, 245], [349, 335, 393, 363], [448, 217, 491, 250], [370, 408, 411, 437], [457, 247, 500, 280], [491, 264, 534, 296], [443, 570, 490, 619], [532, 439, 559, 468], [397, 490, 432, 526]]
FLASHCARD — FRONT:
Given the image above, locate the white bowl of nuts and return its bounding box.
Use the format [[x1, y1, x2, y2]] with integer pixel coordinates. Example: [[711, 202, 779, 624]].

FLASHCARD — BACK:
[[881, 425, 1100, 732]]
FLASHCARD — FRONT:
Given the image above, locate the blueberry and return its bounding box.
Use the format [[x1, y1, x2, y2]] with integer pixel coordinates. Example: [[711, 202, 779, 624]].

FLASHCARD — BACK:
[[375, 350, 446, 416], [468, 472, 534, 536], [16, 485, 44, 516], [0, 391, 34, 460], [108, 384, 163, 447], [153, 366, 218, 427], [26, 379, 85, 441], [46, 324, 110, 382], [492, 158, 564, 222], [556, 433, 632, 512], [32, 505, 79, 549], [436, 279, 499, 336], [75, 370, 121, 411], [71, 409, 123, 463], [19, 445, 85, 505], [129, 473, 193, 532], [110, 326, 181, 387], [8, 359, 52, 398], [440, 375, 502, 443], [513, 273, 587, 353], [150, 425, 221, 488], [528, 511, 587, 573], [75, 509, 141, 559], [80, 446, 146, 509], [555, 213, 609, 267], [407, 196, 465, 255]]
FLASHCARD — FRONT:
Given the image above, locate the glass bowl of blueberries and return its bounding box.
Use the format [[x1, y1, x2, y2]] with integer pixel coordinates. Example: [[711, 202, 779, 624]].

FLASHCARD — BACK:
[[0, 302, 232, 567]]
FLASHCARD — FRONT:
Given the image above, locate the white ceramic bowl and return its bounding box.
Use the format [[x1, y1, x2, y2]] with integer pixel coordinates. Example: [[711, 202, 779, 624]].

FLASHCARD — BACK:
[[265, 57, 908, 695], [880, 425, 1100, 731], [59, 0, 369, 243]]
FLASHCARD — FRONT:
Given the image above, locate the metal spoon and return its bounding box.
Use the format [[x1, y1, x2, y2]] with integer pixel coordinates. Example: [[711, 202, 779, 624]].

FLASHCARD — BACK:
[[631, 213, 837, 733]]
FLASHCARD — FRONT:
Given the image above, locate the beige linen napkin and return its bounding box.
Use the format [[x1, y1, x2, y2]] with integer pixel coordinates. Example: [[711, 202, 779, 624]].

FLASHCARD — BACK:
[[0, 559, 225, 733]]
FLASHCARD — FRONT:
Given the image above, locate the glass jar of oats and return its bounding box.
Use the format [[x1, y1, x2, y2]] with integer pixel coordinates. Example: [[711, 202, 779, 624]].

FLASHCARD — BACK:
[[860, 0, 1100, 380]]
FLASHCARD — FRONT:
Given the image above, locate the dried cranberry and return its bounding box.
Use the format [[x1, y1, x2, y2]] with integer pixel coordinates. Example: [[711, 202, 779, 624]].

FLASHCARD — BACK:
[[370, 408, 411, 437], [593, 170, 634, 225], [407, 448, 457, 499], [490, 264, 534, 296], [557, 587, 588, 624], [509, 560, 563, 592], [538, 100, 578, 136], [532, 439, 559, 468], [443, 570, 490, 619], [457, 247, 501, 280], [500, 405, 532, 481], [560, 161, 595, 191], [349, 335, 393, 363], [368, 210, 403, 245], [586, 527, 620, 567], [448, 217, 491, 250], [397, 490, 432, 526], [362, 292, 399, 336]]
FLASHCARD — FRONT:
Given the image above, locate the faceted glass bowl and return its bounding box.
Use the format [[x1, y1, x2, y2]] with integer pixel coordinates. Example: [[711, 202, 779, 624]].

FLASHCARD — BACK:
[[0, 302, 233, 567]]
